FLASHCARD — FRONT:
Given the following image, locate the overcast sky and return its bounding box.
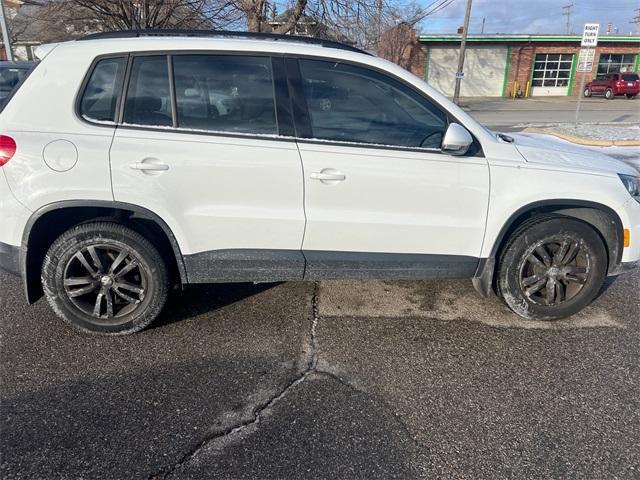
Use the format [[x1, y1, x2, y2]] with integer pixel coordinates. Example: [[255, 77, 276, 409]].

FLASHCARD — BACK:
[[420, 0, 640, 35]]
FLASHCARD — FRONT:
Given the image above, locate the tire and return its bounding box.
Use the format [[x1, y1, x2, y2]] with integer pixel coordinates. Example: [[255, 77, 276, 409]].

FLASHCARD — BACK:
[[42, 222, 168, 335], [583, 87, 591, 98], [626, 94, 637, 99], [497, 216, 607, 321], [604, 88, 614, 100]]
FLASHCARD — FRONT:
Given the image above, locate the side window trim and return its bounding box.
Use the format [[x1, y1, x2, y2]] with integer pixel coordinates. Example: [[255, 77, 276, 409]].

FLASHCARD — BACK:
[[116, 54, 133, 124], [285, 57, 313, 138], [271, 56, 295, 137], [167, 55, 178, 128]]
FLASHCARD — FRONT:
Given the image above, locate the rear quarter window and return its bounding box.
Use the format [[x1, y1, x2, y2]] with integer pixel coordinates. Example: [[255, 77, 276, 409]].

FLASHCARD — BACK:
[[0, 64, 36, 111], [79, 57, 126, 123]]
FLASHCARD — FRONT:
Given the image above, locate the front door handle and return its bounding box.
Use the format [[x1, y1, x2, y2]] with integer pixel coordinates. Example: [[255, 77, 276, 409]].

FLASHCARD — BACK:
[[310, 169, 346, 182]]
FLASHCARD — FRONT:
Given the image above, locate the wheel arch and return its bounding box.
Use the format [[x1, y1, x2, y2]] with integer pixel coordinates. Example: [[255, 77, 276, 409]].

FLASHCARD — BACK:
[[21, 200, 188, 304], [473, 199, 624, 297]]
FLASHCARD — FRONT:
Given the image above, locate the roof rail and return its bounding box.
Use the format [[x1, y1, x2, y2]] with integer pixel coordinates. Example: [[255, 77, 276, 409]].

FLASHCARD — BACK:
[[78, 29, 371, 56]]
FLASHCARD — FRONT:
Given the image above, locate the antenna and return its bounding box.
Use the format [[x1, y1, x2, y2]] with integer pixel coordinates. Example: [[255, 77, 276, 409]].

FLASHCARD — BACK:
[[562, 4, 574, 34]]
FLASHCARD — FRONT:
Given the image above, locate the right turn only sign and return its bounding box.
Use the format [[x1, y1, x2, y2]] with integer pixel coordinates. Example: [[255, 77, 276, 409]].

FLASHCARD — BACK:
[[581, 23, 599, 47]]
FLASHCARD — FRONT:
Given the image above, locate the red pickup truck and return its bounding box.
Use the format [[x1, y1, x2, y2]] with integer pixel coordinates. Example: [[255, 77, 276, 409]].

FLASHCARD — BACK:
[[584, 72, 639, 99]]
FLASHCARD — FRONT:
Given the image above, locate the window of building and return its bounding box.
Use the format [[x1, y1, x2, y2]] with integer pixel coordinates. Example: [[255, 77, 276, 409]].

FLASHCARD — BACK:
[[531, 53, 574, 88], [123, 56, 173, 127], [597, 54, 636, 75], [80, 57, 126, 122], [298, 59, 448, 149], [172, 55, 277, 135]]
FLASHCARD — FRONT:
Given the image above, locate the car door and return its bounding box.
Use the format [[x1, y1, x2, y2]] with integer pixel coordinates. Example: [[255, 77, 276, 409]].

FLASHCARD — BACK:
[[290, 58, 490, 279], [592, 74, 606, 93], [109, 54, 306, 282]]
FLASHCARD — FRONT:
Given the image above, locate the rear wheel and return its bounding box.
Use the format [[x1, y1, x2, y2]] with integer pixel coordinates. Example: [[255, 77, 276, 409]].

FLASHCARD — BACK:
[[497, 217, 608, 320], [626, 94, 637, 99], [605, 88, 614, 99], [42, 222, 168, 334]]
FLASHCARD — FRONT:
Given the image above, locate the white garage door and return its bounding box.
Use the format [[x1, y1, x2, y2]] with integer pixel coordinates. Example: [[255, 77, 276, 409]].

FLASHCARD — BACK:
[[427, 45, 508, 97]]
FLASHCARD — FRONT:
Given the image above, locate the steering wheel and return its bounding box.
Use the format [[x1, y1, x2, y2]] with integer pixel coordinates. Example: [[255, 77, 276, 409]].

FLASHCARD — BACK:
[[420, 131, 442, 149]]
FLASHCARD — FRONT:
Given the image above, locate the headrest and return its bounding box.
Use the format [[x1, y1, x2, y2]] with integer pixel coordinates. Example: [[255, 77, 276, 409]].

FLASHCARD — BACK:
[[134, 95, 162, 112]]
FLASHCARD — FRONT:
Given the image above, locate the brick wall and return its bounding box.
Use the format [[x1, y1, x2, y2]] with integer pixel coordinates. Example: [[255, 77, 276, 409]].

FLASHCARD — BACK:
[[378, 24, 427, 80], [505, 43, 639, 97]]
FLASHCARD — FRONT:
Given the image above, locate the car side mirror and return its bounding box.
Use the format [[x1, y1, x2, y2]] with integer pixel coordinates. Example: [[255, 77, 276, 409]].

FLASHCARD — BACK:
[[441, 123, 473, 156]]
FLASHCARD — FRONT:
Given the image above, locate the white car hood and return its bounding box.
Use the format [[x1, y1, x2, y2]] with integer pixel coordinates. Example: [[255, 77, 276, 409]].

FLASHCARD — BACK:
[[510, 133, 638, 177]]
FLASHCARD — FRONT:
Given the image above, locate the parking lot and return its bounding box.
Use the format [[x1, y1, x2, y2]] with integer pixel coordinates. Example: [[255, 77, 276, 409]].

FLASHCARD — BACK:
[[2, 263, 639, 479]]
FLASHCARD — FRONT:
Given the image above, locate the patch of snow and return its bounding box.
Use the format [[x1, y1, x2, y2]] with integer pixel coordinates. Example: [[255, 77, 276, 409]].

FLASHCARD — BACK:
[[514, 132, 640, 174]]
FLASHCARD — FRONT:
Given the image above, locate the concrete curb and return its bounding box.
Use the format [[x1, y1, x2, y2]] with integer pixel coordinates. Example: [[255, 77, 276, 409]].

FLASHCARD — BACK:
[[523, 128, 640, 147]]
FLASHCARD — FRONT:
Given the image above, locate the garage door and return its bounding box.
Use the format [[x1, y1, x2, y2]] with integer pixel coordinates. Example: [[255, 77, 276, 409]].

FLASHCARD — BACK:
[[530, 53, 574, 97], [427, 45, 508, 97]]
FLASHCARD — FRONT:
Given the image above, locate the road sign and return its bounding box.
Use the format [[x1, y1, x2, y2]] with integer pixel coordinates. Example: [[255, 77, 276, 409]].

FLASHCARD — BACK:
[[577, 48, 595, 73], [455, 72, 465, 79], [581, 23, 599, 47]]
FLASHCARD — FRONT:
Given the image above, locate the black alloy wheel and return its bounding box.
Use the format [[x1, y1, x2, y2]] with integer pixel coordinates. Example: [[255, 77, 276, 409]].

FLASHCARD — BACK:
[[497, 216, 608, 320], [42, 222, 168, 334], [518, 238, 590, 307], [63, 244, 147, 320]]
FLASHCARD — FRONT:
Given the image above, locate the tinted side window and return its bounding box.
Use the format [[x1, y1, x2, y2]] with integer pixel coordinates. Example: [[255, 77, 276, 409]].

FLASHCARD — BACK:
[[123, 56, 173, 127], [172, 55, 277, 135], [298, 59, 447, 149], [80, 57, 126, 122]]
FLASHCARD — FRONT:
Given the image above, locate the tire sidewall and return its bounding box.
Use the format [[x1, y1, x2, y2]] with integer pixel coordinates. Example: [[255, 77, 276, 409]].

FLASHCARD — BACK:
[[498, 218, 608, 320], [605, 89, 613, 99], [42, 223, 168, 335]]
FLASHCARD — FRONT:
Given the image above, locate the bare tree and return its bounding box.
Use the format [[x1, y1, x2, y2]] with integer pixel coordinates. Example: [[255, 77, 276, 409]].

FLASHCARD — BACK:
[[7, 0, 455, 53], [67, 0, 239, 30], [8, 0, 243, 42]]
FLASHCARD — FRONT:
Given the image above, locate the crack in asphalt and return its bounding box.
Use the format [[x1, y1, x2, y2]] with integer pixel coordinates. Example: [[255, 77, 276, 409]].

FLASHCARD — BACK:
[[148, 283, 321, 480]]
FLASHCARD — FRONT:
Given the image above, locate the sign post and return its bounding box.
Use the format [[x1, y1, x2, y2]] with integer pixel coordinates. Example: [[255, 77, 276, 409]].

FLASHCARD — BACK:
[[575, 23, 599, 124]]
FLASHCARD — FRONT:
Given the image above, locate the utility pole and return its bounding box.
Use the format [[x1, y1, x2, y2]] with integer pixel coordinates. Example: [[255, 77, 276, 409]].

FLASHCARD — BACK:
[[562, 4, 574, 34], [375, 0, 383, 50], [0, 0, 14, 62], [452, 0, 472, 105], [481, 17, 485, 34], [631, 8, 640, 31], [140, 0, 146, 29]]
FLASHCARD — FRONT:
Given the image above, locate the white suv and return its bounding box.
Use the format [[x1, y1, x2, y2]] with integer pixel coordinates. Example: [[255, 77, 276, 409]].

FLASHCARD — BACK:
[[1, 31, 638, 334]]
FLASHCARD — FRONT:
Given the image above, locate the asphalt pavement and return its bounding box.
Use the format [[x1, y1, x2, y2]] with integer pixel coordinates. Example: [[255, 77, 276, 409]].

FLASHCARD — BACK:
[[2, 265, 639, 479], [461, 96, 640, 129]]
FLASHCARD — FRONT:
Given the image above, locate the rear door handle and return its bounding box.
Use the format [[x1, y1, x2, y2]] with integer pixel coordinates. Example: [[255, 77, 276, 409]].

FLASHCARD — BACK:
[[310, 169, 346, 182], [130, 162, 169, 172]]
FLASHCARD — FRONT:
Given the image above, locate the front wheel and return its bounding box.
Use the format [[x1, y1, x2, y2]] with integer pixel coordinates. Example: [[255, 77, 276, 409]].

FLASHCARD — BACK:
[[497, 217, 607, 320], [42, 222, 168, 334], [583, 87, 592, 97], [605, 88, 614, 99]]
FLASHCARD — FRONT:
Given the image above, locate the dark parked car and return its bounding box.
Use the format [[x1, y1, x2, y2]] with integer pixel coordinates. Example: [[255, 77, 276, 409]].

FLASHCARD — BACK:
[[0, 61, 35, 105], [584, 72, 640, 99]]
